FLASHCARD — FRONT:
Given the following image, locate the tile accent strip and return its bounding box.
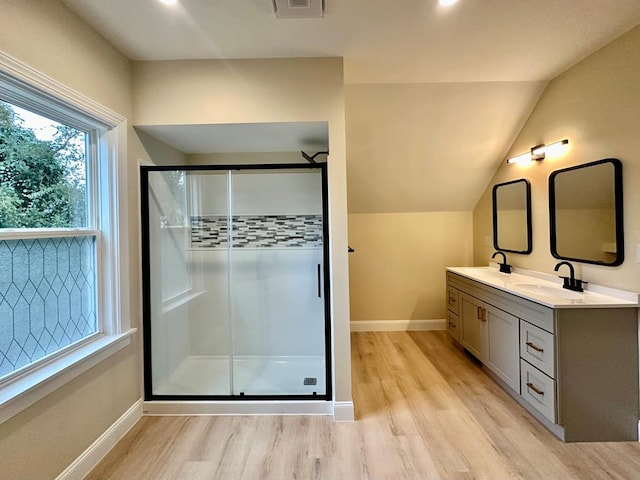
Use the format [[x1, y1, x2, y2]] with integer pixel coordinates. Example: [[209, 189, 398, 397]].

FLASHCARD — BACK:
[[191, 215, 323, 248]]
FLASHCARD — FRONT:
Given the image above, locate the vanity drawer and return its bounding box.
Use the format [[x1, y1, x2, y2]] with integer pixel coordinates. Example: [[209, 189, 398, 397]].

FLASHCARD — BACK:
[[521, 360, 557, 423], [447, 311, 460, 342], [447, 286, 459, 315], [520, 320, 555, 378]]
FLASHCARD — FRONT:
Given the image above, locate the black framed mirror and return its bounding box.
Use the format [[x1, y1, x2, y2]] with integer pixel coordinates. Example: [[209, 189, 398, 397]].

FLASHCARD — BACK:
[[492, 178, 532, 254], [549, 158, 623, 266]]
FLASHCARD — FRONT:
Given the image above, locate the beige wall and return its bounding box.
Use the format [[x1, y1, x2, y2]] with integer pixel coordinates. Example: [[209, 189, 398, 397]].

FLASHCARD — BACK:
[[345, 82, 545, 214], [0, 1, 142, 479], [348, 212, 473, 321], [132, 57, 352, 404], [474, 25, 640, 293], [344, 82, 544, 323], [136, 129, 187, 166], [0, 1, 131, 116]]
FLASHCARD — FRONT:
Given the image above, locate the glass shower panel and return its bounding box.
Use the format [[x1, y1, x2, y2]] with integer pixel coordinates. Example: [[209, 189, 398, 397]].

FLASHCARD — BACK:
[[229, 169, 326, 396], [148, 170, 231, 396]]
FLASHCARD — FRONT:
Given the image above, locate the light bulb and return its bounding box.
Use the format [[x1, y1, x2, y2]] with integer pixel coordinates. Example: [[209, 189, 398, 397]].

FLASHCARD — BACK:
[[543, 139, 569, 158], [506, 152, 532, 165], [438, 0, 459, 6]]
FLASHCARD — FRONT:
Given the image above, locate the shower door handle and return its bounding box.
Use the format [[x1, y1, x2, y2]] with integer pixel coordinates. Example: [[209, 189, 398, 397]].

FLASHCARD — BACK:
[[317, 264, 322, 298]]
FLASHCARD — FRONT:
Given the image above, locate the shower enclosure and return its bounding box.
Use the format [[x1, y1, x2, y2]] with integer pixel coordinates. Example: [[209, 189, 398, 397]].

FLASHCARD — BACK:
[[141, 164, 331, 401]]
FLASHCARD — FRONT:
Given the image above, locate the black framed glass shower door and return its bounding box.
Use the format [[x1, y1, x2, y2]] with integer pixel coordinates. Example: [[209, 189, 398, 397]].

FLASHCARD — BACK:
[[141, 164, 331, 401]]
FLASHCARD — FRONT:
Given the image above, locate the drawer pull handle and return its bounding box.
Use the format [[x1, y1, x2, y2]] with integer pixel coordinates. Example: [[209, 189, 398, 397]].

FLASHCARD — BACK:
[[526, 382, 544, 396], [526, 341, 544, 353]]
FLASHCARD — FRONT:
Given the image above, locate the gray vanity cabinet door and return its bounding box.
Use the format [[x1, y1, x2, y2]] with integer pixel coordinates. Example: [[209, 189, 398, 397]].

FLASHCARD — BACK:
[[446, 286, 460, 341], [485, 304, 520, 393], [446, 285, 459, 315], [520, 320, 555, 378], [447, 311, 460, 342], [460, 292, 486, 362], [521, 359, 557, 423]]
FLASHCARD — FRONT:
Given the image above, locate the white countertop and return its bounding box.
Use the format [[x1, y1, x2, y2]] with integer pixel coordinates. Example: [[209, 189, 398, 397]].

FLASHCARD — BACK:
[[447, 265, 639, 308]]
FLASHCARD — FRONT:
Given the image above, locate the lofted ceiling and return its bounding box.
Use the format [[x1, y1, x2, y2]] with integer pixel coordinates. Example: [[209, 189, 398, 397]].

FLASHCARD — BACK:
[[60, 0, 640, 213]]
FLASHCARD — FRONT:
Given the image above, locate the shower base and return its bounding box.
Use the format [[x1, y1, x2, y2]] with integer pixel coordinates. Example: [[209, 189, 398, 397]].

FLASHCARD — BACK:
[[146, 355, 331, 416], [155, 354, 326, 396]]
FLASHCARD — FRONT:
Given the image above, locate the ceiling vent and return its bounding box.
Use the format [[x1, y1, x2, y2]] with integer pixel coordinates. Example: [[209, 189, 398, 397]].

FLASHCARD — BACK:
[[273, 0, 324, 18]]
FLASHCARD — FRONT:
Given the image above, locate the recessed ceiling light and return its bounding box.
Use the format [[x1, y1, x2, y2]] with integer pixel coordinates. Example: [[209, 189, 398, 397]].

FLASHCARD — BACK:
[[438, 0, 458, 6], [273, 0, 324, 18], [159, 0, 178, 5]]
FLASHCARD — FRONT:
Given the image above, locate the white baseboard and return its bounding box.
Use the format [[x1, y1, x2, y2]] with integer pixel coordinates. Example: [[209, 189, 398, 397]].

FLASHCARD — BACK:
[[145, 400, 351, 422], [55, 398, 143, 480], [350, 319, 446, 332], [333, 401, 355, 422]]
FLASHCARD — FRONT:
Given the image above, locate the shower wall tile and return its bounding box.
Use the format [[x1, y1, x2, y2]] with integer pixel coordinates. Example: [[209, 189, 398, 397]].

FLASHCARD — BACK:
[[191, 215, 323, 248], [191, 216, 229, 248]]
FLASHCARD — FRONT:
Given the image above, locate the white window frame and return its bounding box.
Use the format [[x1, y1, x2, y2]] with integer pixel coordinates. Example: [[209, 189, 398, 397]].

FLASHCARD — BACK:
[[0, 51, 135, 424]]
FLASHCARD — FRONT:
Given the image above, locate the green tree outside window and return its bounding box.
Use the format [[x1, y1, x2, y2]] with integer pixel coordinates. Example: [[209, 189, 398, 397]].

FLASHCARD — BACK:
[[0, 101, 87, 228]]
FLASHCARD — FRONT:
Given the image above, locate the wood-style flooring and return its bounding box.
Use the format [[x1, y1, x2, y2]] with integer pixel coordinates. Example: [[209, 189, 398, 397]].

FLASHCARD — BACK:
[[86, 332, 640, 479]]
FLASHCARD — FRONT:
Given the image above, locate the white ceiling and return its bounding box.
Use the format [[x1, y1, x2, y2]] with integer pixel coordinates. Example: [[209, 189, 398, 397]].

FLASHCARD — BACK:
[[59, 0, 640, 212], [61, 0, 640, 84], [136, 122, 329, 154]]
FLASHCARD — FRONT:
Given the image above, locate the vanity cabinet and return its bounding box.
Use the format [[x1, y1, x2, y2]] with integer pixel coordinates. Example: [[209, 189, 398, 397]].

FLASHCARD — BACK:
[[446, 285, 460, 342], [459, 292, 485, 360], [519, 320, 554, 378], [458, 291, 520, 393], [485, 304, 520, 393], [446, 270, 639, 442]]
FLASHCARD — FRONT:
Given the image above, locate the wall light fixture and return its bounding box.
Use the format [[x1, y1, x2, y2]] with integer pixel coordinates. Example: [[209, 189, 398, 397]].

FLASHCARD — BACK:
[[506, 139, 569, 165]]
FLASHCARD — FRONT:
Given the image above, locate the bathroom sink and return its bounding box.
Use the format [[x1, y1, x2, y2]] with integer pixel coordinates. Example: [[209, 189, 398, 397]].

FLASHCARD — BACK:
[[509, 283, 583, 300], [457, 268, 511, 282], [448, 265, 639, 307]]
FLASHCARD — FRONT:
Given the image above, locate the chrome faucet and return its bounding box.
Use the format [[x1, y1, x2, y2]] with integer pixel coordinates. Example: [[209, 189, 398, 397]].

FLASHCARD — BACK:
[[554, 261, 584, 292], [491, 251, 512, 274]]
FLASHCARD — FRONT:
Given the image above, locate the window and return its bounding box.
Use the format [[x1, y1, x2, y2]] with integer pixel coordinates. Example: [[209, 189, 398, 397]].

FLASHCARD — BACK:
[[0, 52, 132, 423], [0, 102, 98, 379]]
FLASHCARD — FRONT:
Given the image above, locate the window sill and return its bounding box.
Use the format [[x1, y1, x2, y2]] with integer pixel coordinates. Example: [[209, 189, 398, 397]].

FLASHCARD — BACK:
[[0, 329, 136, 424]]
